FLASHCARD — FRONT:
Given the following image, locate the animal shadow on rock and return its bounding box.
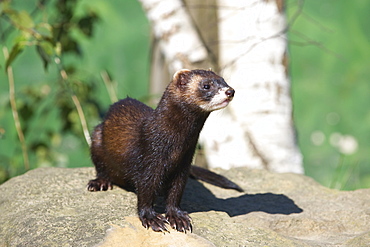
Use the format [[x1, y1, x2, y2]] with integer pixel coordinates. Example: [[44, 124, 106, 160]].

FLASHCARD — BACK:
[[156, 179, 303, 217]]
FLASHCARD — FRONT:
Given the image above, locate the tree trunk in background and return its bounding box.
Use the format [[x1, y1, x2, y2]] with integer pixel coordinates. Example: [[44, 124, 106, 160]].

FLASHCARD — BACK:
[[139, 0, 304, 173], [137, 0, 213, 102], [200, 0, 303, 173]]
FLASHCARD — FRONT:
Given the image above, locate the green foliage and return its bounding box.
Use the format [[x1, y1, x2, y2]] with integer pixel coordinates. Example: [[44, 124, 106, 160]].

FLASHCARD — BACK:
[[287, 0, 370, 190], [2, 1, 95, 69], [0, 0, 150, 183]]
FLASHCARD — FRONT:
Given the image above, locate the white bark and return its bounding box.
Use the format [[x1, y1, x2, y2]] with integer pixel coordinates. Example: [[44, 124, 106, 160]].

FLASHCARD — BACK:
[[138, 0, 208, 74], [199, 0, 304, 173]]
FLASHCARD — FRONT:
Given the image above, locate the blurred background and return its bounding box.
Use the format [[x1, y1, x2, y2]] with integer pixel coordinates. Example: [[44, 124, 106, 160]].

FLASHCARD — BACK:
[[0, 0, 369, 190]]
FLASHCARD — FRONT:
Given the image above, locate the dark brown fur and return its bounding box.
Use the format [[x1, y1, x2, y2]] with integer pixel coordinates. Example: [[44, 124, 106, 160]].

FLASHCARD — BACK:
[[87, 69, 241, 232]]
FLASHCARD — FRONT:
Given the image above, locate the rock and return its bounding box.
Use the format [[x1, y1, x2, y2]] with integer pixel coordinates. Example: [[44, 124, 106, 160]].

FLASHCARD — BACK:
[[0, 167, 369, 246]]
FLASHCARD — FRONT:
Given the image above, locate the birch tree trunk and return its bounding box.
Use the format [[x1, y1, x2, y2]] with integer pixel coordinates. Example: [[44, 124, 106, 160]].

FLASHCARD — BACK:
[[138, 0, 212, 96], [199, 0, 303, 173], [138, 0, 304, 173]]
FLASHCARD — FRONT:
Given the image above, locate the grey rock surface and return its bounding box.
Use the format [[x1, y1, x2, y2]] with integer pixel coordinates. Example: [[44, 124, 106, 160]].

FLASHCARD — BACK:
[[0, 167, 369, 246]]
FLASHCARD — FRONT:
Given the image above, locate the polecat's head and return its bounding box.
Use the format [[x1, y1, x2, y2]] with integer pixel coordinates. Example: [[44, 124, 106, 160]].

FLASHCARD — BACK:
[[170, 69, 235, 112]]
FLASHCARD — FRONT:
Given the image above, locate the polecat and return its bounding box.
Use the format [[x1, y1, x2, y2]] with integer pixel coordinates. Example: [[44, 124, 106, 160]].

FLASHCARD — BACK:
[[87, 69, 242, 233]]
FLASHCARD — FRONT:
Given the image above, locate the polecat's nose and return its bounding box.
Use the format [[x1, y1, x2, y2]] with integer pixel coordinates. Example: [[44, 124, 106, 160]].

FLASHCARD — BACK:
[[225, 88, 235, 98]]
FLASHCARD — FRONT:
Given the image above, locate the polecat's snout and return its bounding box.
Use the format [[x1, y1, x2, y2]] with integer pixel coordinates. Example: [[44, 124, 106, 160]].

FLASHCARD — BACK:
[[225, 88, 235, 98]]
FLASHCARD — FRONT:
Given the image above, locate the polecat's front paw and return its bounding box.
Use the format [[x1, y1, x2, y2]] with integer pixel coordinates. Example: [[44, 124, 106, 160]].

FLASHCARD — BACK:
[[139, 209, 169, 232], [166, 209, 192, 233]]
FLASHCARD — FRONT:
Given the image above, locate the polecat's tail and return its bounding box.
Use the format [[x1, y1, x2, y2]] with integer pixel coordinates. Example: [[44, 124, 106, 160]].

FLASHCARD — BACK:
[[189, 166, 244, 192]]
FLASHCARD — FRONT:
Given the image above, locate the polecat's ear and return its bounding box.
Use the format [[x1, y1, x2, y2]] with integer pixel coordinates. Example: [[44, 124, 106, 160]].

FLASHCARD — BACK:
[[173, 69, 191, 86]]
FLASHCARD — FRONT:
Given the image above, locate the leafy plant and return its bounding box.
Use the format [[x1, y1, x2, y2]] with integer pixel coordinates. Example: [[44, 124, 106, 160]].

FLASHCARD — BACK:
[[0, 0, 150, 184], [0, 0, 100, 183]]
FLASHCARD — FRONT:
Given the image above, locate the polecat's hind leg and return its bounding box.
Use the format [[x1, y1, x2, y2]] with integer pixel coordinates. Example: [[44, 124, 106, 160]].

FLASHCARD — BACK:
[[87, 177, 113, 191], [88, 123, 113, 192]]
